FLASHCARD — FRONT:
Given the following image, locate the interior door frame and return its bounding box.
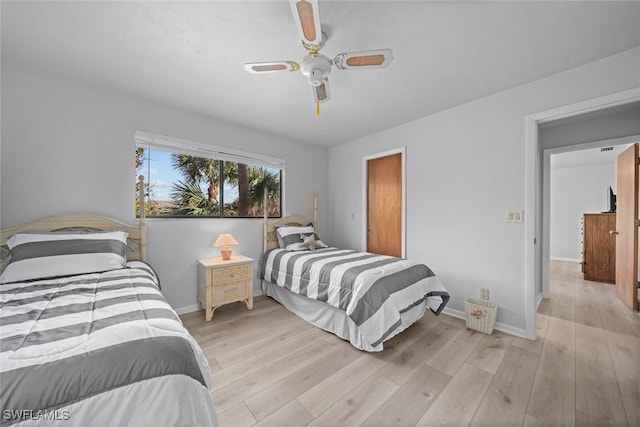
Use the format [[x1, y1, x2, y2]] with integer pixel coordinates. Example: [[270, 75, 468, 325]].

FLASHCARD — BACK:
[[362, 147, 406, 258], [525, 88, 640, 340]]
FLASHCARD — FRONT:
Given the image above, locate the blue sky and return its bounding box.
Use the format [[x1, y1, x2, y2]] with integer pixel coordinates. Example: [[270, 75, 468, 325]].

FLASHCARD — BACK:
[[137, 149, 239, 202]]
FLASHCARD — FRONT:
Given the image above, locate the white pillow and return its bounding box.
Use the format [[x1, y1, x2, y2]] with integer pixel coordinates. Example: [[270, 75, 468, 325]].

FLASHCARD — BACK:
[[1, 231, 128, 284], [273, 225, 287, 249], [276, 225, 328, 251]]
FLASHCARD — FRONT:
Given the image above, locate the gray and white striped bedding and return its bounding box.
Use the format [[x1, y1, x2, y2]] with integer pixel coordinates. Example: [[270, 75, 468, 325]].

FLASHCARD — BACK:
[[261, 248, 450, 351], [0, 261, 217, 427]]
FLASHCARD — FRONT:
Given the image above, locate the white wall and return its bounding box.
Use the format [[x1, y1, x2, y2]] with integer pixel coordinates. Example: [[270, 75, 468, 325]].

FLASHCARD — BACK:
[[550, 162, 615, 261], [327, 47, 640, 334], [1, 63, 329, 312], [540, 103, 640, 150]]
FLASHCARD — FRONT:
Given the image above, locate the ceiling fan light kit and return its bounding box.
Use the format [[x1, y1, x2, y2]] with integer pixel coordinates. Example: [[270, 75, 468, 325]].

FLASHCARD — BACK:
[[300, 54, 331, 87], [244, 0, 394, 116]]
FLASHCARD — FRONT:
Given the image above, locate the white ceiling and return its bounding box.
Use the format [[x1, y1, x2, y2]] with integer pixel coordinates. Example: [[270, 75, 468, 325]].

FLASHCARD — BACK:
[[3, 1, 640, 147]]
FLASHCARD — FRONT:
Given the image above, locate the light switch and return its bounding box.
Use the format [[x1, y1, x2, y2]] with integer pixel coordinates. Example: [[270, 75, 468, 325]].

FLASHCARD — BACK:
[[505, 210, 523, 223]]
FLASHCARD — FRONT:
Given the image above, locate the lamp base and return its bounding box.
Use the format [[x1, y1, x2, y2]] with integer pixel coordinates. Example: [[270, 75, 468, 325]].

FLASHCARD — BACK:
[[220, 247, 232, 261]]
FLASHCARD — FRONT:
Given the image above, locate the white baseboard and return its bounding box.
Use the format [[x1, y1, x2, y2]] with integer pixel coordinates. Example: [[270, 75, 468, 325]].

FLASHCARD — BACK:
[[174, 303, 201, 315], [441, 307, 528, 339], [550, 256, 581, 263]]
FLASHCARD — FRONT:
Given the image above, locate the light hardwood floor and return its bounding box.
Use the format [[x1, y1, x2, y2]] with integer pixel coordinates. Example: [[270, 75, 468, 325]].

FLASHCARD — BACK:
[[181, 261, 640, 427]]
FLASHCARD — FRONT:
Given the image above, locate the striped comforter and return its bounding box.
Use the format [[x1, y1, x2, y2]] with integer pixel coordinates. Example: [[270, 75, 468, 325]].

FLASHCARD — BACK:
[[262, 248, 449, 350], [0, 262, 217, 427]]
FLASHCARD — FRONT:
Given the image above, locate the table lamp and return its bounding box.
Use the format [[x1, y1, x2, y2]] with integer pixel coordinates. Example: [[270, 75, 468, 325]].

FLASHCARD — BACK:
[[214, 233, 239, 261]]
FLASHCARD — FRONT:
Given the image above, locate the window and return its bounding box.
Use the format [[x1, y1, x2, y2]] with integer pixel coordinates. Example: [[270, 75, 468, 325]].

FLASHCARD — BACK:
[[135, 133, 283, 218]]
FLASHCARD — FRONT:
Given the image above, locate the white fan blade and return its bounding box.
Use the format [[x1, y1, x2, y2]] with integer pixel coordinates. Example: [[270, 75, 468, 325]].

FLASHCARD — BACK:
[[313, 79, 330, 103], [290, 0, 323, 49], [244, 61, 299, 74], [333, 49, 393, 70]]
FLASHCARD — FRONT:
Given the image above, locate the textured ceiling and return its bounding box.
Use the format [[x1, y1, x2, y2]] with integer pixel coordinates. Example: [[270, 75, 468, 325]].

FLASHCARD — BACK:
[[3, 1, 640, 147]]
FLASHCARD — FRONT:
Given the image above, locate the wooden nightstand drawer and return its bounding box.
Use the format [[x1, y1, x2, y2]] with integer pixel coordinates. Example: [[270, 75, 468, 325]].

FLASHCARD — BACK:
[[212, 281, 248, 301], [213, 264, 250, 284]]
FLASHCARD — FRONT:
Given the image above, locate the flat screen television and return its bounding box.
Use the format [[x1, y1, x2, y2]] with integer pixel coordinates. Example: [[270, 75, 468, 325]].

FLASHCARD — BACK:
[[607, 186, 617, 213]]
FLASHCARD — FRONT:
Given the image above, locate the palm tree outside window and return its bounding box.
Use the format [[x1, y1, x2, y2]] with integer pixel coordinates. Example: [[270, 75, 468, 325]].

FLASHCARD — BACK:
[[135, 142, 282, 218]]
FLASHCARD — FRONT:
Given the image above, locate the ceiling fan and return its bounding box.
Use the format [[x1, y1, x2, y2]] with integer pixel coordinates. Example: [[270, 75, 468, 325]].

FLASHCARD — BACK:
[[244, 0, 394, 115]]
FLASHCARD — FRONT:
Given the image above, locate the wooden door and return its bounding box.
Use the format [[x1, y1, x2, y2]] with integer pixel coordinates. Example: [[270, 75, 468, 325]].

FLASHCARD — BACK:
[[615, 143, 639, 310], [367, 153, 402, 257], [583, 213, 616, 284]]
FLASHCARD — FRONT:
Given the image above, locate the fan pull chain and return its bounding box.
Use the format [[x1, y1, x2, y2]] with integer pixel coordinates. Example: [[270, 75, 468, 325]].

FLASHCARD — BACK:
[[316, 99, 320, 116]]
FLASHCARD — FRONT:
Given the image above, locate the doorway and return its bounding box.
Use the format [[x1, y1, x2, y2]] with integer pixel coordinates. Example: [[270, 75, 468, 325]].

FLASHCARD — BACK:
[[524, 89, 640, 339], [547, 141, 630, 298], [362, 147, 406, 257], [543, 138, 640, 303]]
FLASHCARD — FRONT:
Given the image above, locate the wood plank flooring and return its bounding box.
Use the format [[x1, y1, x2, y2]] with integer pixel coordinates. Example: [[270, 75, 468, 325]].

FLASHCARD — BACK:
[[181, 261, 640, 427]]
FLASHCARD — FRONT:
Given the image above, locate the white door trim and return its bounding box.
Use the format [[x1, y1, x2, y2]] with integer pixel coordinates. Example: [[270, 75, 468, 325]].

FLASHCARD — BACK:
[[362, 147, 407, 258], [524, 87, 640, 340]]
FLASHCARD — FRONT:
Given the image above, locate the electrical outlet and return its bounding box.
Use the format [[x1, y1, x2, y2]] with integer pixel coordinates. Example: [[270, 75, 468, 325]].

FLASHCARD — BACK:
[[480, 288, 490, 300]]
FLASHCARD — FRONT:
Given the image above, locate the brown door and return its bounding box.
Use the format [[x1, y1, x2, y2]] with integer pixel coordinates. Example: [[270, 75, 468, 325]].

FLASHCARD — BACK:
[[615, 143, 639, 310], [367, 153, 402, 257]]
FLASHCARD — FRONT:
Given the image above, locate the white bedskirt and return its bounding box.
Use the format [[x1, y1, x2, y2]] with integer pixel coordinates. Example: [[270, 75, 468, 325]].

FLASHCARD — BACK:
[[263, 280, 427, 351]]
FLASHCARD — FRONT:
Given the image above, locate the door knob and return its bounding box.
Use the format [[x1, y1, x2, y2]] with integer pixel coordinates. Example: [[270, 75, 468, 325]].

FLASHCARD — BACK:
[[609, 230, 619, 235]]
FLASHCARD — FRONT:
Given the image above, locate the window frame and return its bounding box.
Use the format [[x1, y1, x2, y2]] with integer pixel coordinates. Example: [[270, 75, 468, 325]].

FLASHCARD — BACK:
[[135, 132, 284, 219]]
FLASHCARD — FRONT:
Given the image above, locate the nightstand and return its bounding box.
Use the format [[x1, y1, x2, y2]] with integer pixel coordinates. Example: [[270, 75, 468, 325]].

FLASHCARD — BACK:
[[198, 255, 254, 321]]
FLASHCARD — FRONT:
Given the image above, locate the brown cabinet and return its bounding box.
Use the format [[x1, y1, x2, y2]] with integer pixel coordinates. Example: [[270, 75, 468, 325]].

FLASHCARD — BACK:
[[582, 213, 616, 284]]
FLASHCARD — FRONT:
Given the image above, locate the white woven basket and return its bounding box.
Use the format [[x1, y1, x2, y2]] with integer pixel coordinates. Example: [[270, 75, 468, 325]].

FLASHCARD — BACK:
[[464, 298, 497, 334]]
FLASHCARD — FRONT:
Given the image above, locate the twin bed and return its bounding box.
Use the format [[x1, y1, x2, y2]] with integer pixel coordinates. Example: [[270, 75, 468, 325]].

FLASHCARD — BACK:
[[260, 197, 450, 352], [0, 186, 219, 426]]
